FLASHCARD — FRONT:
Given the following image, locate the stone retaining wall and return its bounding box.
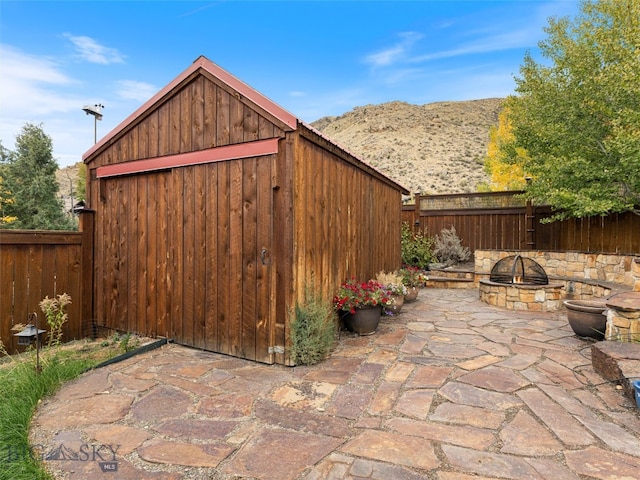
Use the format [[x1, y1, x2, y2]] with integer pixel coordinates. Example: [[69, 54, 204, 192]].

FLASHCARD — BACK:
[[606, 308, 640, 342], [475, 250, 640, 292]]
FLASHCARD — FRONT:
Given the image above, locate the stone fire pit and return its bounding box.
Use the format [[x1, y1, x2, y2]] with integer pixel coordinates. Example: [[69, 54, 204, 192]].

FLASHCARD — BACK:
[[479, 279, 564, 311], [479, 254, 564, 311]]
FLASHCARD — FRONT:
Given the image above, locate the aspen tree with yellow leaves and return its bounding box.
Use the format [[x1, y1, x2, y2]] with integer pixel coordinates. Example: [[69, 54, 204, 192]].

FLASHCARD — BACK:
[[483, 106, 529, 191]]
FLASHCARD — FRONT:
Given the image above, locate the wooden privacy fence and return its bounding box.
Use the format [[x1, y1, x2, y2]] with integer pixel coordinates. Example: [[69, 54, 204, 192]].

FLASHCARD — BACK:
[[0, 230, 87, 353], [403, 191, 640, 255]]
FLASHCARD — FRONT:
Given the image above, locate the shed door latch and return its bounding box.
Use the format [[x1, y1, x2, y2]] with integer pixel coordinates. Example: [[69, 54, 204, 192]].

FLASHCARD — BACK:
[[268, 346, 284, 354]]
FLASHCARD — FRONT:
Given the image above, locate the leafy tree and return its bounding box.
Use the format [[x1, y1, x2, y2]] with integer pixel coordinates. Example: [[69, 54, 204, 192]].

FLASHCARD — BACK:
[[506, 0, 640, 221], [483, 106, 529, 191], [2, 123, 76, 230]]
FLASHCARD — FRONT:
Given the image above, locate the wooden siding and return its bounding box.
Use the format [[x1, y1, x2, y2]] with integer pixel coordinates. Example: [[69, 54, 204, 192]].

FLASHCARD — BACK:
[[0, 231, 83, 353], [86, 75, 285, 171], [91, 156, 275, 362], [534, 209, 640, 254], [85, 71, 286, 363], [402, 194, 640, 254], [83, 66, 406, 364], [292, 134, 403, 304], [405, 207, 529, 252]]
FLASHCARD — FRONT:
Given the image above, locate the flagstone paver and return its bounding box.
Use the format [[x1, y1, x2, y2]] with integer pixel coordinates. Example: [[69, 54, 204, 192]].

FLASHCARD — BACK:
[[341, 430, 439, 470], [138, 439, 235, 467], [499, 411, 562, 456], [223, 429, 342, 480], [438, 380, 524, 410], [30, 288, 639, 480], [457, 365, 531, 392], [517, 387, 595, 445], [564, 446, 640, 479], [130, 385, 192, 422], [429, 402, 506, 429]]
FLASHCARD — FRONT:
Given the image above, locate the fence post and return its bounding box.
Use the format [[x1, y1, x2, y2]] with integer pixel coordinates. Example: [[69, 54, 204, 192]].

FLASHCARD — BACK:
[[413, 192, 421, 234], [79, 209, 95, 338], [525, 199, 535, 250]]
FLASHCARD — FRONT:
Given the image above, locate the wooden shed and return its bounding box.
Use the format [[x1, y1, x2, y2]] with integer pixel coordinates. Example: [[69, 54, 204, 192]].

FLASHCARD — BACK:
[[82, 56, 408, 364]]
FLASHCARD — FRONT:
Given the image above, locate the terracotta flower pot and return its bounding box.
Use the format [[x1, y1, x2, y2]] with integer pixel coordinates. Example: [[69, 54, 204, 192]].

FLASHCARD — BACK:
[[564, 300, 607, 340], [344, 305, 382, 335]]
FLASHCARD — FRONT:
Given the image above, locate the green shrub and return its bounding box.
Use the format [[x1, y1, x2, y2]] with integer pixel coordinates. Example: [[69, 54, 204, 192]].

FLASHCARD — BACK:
[[289, 289, 337, 365], [401, 222, 434, 269], [39, 293, 71, 348], [0, 351, 97, 480]]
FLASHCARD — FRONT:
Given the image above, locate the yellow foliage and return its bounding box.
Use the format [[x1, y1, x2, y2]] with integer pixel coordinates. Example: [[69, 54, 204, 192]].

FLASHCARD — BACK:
[[0, 175, 17, 225], [484, 105, 530, 191]]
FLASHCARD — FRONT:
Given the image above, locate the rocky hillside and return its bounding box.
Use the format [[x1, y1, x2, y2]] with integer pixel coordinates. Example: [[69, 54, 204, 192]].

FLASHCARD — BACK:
[[311, 98, 503, 195], [56, 163, 82, 212], [57, 98, 503, 199]]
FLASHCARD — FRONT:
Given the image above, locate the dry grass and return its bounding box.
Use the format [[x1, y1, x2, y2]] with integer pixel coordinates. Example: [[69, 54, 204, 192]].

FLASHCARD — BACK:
[[312, 98, 503, 195]]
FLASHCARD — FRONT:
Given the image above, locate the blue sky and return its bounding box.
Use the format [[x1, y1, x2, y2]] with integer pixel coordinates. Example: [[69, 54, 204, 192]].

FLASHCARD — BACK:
[[1, 0, 579, 167]]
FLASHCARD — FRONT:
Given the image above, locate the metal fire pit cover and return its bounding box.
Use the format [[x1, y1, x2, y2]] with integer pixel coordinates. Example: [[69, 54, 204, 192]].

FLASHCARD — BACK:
[[490, 255, 549, 285]]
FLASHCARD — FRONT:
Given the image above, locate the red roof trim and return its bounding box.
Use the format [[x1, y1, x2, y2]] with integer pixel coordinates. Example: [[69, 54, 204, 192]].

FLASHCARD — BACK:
[[96, 138, 279, 178], [83, 56, 296, 161]]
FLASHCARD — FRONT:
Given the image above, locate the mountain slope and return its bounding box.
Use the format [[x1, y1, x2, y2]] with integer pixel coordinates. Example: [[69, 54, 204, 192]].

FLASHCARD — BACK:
[[311, 98, 503, 195]]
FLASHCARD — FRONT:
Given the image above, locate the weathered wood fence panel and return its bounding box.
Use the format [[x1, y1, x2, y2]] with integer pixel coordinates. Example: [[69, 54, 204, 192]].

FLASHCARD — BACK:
[[402, 192, 640, 255], [0, 230, 84, 353]]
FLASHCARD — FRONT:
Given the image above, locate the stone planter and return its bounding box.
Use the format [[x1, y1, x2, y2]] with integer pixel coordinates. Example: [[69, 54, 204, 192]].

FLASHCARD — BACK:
[[564, 300, 607, 340], [344, 305, 382, 335]]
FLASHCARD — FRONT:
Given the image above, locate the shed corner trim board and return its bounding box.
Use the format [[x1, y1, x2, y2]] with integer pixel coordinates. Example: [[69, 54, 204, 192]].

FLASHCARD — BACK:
[[96, 138, 279, 178]]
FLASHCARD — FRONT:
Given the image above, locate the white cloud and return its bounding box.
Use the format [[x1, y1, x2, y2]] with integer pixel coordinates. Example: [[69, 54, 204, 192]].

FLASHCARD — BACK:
[[289, 91, 306, 97], [0, 44, 120, 166], [412, 28, 540, 63], [364, 32, 423, 67], [115, 80, 158, 102], [63, 33, 125, 64], [0, 44, 71, 85], [0, 45, 85, 117]]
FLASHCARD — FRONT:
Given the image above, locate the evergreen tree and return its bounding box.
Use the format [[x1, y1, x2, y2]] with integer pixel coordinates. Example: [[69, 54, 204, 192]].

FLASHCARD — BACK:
[[3, 123, 76, 230]]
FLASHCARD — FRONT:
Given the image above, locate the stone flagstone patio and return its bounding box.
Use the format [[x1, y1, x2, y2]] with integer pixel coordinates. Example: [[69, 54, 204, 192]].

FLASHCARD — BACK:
[[29, 288, 640, 479]]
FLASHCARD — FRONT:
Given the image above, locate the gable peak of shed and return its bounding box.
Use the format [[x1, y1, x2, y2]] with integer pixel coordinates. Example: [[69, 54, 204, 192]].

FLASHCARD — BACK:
[[83, 55, 298, 162]]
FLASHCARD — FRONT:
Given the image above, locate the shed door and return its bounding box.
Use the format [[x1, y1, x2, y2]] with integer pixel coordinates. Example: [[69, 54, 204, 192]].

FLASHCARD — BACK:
[[95, 155, 276, 363], [168, 157, 275, 363]]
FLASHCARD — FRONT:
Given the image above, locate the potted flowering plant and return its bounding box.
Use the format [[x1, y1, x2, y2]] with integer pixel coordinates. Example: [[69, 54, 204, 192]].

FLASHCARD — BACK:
[[376, 271, 408, 315], [399, 266, 428, 302], [333, 278, 390, 335]]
